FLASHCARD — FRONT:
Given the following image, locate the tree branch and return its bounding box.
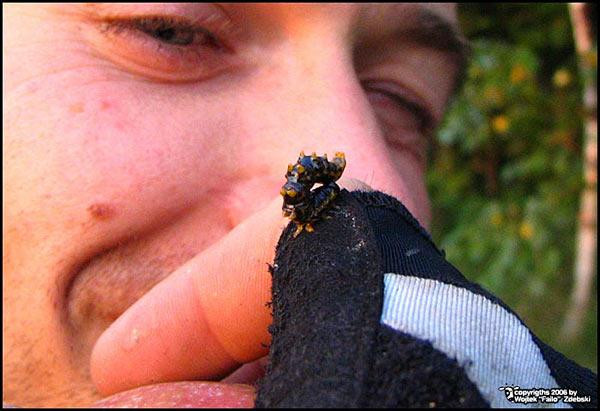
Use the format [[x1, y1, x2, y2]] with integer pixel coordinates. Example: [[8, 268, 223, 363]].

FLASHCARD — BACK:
[[561, 3, 597, 342]]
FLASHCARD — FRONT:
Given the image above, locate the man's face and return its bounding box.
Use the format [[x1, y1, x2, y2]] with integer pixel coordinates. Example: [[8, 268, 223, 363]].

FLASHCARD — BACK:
[[3, 3, 462, 406]]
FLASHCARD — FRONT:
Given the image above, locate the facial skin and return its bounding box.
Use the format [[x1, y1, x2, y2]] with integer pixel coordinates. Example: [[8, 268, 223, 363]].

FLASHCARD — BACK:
[[3, 3, 463, 407]]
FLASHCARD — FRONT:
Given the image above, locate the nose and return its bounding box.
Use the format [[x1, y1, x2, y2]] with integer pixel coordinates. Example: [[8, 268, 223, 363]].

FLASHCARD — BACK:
[[224, 19, 431, 228], [261, 28, 430, 225]]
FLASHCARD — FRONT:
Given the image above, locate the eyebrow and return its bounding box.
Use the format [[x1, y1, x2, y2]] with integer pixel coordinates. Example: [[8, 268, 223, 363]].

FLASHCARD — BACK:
[[396, 8, 472, 96]]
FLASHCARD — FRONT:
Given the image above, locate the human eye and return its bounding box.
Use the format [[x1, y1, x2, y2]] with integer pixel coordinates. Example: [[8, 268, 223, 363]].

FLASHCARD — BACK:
[[108, 15, 223, 48], [88, 7, 239, 82], [362, 79, 434, 163], [362, 79, 434, 134]]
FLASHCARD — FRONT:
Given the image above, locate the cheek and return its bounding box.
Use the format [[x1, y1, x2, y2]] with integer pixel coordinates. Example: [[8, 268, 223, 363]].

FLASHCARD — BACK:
[[62, 86, 236, 219], [5, 79, 243, 261], [389, 149, 431, 228], [75, 95, 203, 190]]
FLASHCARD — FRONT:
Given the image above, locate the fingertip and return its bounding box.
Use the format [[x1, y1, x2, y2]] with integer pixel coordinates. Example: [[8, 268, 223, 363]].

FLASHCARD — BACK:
[[90, 195, 285, 395], [339, 178, 374, 192], [90, 269, 239, 395], [90, 198, 288, 395]]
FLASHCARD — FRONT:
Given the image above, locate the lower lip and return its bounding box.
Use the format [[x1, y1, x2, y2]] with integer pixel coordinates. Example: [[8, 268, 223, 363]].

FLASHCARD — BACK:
[[91, 381, 255, 408]]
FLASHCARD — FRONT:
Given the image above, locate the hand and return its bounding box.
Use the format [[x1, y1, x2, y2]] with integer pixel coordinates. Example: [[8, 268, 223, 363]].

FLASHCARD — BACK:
[[90, 179, 371, 407], [90, 193, 285, 406]]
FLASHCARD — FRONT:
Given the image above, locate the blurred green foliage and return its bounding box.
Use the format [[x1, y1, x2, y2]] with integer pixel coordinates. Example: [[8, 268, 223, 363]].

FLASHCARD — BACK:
[[428, 4, 597, 371]]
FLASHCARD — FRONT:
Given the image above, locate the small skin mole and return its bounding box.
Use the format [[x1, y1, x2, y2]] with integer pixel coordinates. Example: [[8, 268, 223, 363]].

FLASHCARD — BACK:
[[87, 203, 116, 221]]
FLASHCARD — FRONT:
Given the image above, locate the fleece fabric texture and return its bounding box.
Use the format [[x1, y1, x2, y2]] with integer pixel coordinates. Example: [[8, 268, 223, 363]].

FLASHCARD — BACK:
[[354, 191, 597, 408], [255, 190, 384, 407], [254, 190, 597, 408]]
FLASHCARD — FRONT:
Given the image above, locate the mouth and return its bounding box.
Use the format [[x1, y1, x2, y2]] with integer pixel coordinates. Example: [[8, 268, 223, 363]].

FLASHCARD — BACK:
[[91, 381, 255, 408], [91, 357, 267, 408]]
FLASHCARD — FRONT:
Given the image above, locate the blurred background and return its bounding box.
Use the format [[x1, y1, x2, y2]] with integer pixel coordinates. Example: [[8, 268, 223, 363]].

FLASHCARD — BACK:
[[427, 3, 597, 372]]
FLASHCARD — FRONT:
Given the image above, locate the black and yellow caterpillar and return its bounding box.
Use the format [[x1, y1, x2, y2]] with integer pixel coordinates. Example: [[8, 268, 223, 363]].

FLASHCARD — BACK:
[[280, 151, 346, 237]]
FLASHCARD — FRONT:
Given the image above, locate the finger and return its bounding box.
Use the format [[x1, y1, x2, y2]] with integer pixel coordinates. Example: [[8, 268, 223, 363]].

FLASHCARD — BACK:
[[338, 177, 374, 192], [91, 196, 288, 395]]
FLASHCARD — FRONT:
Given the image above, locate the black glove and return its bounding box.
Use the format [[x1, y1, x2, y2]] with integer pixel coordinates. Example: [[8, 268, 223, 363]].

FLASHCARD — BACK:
[[255, 190, 597, 408]]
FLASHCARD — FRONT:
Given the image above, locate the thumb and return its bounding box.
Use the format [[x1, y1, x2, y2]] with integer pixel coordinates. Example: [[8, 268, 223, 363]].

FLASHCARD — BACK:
[[91, 195, 287, 395]]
